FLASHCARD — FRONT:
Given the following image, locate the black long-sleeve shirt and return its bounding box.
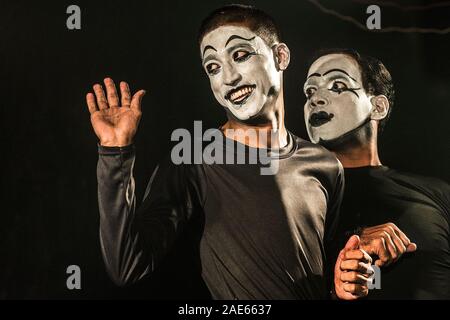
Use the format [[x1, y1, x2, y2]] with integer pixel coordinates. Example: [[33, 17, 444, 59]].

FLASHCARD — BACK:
[[97, 131, 344, 299], [337, 166, 450, 299]]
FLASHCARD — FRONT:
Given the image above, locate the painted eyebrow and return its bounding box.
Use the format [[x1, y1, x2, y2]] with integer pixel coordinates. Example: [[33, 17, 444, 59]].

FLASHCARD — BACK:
[[225, 35, 256, 47], [202, 36, 255, 62], [306, 69, 357, 82], [306, 72, 321, 79], [323, 69, 357, 82], [202, 45, 217, 58]]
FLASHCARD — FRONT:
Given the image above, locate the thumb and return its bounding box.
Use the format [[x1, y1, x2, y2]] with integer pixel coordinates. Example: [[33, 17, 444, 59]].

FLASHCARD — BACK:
[[406, 242, 417, 253], [334, 248, 345, 284], [130, 89, 146, 112], [345, 235, 360, 250]]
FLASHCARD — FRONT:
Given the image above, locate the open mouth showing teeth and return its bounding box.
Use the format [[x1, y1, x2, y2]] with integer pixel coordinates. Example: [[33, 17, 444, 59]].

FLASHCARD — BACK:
[[225, 85, 256, 105], [309, 111, 334, 127]]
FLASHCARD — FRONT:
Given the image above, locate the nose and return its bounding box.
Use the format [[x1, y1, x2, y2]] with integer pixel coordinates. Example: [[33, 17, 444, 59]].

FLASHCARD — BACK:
[[310, 93, 328, 108], [223, 64, 242, 87]]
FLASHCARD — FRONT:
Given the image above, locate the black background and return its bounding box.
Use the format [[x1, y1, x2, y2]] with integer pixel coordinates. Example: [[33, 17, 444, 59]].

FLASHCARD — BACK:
[[1, 0, 449, 299]]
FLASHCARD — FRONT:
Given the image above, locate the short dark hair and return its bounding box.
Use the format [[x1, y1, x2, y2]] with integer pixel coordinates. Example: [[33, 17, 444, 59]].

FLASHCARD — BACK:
[[198, 4, 281, 47], [310, 48, 395, 134]]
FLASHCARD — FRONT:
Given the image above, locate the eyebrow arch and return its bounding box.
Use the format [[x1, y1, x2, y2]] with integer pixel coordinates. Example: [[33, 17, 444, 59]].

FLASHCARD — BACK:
[[202, 45, 217, 58], [306, 72, 321, 79], [306, 69, 358, 82], [225, 35, 256, 47], [323, 69, 357, 82]]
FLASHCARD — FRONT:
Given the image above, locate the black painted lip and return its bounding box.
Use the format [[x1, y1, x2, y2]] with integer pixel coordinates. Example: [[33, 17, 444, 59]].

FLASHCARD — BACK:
[[309, 111, 334, 127]]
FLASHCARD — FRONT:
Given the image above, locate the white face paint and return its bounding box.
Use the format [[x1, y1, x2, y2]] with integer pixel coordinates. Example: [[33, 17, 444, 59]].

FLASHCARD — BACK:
[[303, 54, 374, 144], [200, 26, 281, 121]]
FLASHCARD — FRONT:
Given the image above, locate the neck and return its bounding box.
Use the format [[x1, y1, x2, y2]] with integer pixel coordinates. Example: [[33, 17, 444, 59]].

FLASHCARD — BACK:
[[221, 89, 287, 149], [332, 121, 382, 168]]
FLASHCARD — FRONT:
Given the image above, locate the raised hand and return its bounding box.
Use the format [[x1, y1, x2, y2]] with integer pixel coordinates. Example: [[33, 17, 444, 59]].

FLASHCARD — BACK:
[[86, 78, 146, 147]]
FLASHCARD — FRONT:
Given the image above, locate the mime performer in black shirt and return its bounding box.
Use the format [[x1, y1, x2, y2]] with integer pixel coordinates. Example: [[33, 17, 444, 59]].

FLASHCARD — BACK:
[[86, 6, 411, 300], [302, 48, 450, 299]]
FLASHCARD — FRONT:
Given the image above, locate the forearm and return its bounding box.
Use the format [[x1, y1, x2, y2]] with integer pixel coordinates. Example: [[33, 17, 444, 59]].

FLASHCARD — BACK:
[[97, 144, 150, 286]]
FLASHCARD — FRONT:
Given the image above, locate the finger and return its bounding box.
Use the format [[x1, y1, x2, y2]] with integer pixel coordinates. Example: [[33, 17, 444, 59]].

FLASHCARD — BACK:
[[340, 260, 373, 274], [378, 223, 417, 253], [407, 243, 417, 252], [375, 238, 392, 267], [86, 93, 98, 114], [340, 271, 369, 285], [381, 231, 399, 262], [120, 81, 131, 107], [360, 249, 373, 265], [361, 237, 392, 267], [104, 78, 120, 107], [338, 248, 346, 260], [382, 224, 412, 255], [131, 89, 146, 112], [344, 235, 360, 250], [334, 248, 346, 279], [361, 223, 400, 237], [385, 222, 417, 252], [93, 84, 108, 110], [343, 283, 369, 297], [340, 259, 360, 272], [387, 228, 407, 255], [385, 223, 412, 247], [344, 249, 371, 263]]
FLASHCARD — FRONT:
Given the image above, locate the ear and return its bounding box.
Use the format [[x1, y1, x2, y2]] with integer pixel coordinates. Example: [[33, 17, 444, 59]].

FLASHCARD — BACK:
[[273, 43, 290, 71], [370, 95, 390, 121]]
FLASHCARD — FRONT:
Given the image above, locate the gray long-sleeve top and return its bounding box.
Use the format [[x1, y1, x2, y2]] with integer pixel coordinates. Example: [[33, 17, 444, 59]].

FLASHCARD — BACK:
[[96, 131, 344, 299]]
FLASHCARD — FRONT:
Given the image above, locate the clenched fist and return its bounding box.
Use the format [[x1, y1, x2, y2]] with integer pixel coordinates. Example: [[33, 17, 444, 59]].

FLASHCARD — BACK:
[[86, 78, 146, 147], [359, 222, 417, 267], [334, 235, 373, 300]]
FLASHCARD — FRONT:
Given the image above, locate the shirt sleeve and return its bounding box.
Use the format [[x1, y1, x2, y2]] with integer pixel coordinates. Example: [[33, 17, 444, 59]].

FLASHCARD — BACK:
[[413, 178, 450, 299], [97, 144, 206, 286], [323, 159, 345, 296]]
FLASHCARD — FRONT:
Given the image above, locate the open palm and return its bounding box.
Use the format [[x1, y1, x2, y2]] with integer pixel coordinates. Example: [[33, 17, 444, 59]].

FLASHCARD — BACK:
[[86, 78, 146, 147]]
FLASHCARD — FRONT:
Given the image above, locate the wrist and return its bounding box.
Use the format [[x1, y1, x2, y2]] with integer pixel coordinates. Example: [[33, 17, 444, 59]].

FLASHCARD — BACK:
[[98, 143, 135, 155], [99, 139, 133, 147]]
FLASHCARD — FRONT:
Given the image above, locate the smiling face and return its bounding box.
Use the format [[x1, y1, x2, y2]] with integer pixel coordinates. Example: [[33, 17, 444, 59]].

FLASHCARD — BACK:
[[200, 25, 282, 121], [303, 54, 374, 144]]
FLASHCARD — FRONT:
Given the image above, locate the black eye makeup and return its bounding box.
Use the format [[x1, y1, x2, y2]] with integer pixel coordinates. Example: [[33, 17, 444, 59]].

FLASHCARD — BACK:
[[206, 63, 220, 76], [232, 50, 256, 62], [329, 81, 348, 93], [304, 86, 316, 99], [328, 80, 361, 97], [203, 47, 256, 76]]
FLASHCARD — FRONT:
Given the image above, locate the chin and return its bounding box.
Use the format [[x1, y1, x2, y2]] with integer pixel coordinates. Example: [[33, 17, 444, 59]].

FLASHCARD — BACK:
[[307, 129, 322, 144], [309, 137, 320, 144], [232, 108, 253, 121], [310, 126, 336, 142], [232, 105, 262, 121]]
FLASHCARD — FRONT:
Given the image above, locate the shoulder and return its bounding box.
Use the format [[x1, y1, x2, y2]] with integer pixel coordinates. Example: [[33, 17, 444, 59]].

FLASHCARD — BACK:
[[290, 133, 344, 192], [151, 153, 207, 187], [143, 153, 208, 204], [291, 133, 343, 174], [384, 168, 450, 211], [386, 168, 449, 196]]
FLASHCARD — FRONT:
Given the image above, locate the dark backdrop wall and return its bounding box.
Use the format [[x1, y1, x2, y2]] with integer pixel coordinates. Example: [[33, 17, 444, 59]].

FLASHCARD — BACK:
[[1, 0, 449, 299]]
